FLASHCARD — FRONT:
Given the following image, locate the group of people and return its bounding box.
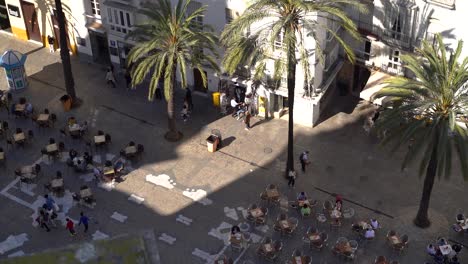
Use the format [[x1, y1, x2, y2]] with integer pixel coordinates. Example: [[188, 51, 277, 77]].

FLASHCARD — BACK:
[[426, 238, 463, 264], [66, 149, 93, 172], [36, 194, 90, 235]]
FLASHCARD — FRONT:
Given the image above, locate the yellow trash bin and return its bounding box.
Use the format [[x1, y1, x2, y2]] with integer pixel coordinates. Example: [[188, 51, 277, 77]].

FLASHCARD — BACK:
[[212, 92, 220, 107], [206, 135, 219, 152]]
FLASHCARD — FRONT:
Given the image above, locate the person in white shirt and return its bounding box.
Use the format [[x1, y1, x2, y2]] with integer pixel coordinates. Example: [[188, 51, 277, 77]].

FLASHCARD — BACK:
[[364, 228, 375, 239], [105, 68, 116, 88], [370, 218, 379, 229]]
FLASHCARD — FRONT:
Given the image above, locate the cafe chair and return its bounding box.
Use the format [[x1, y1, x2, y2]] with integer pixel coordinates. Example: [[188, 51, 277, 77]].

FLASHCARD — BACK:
[[97, 130, 104, 136], [16, 128, 22, 134], [44, 108, 49, 114], [50, 113, 57, 124], [27, 130, 34, 140], [58, 142, 65, 152], [6, 139, 13, 150], [105, 134, 112, 143], [137, 144, 144, 153]]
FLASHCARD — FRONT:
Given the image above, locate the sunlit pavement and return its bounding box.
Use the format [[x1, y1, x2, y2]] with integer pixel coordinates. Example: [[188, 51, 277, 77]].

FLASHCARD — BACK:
[[0, 33, 467, 263]]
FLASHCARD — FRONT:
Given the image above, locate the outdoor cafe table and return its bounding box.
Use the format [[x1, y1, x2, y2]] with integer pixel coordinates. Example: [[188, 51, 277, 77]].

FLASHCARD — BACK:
[[13, 132, 25, 142], [14, 104, 25, 112], [37, 114, 50, 122], [458, 220, 468, 230], [68, 124, 80, 133], [334, 241, 353, 254], [51, 178, 64, 188], [125, 146, 137, 155], [262, 243, 274, 253], [80, 188, 92, 198], [388, 235, 401, 245], [46, 143, 58, 153], [250, 208, 264, 218], [309, 233, 321, 243], [20, 166, 33, 175], [291, 256, 308, 264], [266, 188, 279, 198], [94, 135, 106, 144], [279, 220, 291, 229], [439, 244, 453, 255]]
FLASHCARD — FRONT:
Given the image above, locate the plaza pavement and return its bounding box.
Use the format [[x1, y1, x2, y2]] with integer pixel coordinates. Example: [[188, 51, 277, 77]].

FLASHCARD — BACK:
[[0, 33, 467, 264]]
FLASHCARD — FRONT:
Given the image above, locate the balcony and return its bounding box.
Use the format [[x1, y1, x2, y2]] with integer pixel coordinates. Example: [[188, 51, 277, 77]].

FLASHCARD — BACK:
[[358, 22, 412, 50]]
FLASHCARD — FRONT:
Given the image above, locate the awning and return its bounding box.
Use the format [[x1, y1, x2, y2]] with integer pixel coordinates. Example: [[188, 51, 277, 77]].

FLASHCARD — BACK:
[[360, 70, 393, 106], [86, 21, 106, 34]]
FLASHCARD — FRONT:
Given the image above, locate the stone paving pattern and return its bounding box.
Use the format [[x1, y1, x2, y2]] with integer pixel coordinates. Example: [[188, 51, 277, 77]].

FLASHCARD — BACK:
[[0, 33, 467, 263]]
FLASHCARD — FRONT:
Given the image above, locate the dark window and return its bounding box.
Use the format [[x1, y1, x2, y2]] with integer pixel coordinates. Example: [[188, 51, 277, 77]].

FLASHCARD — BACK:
[[109, 47, 118, 56], [120, 11, 124, 26], [126, 13, 131, 27]]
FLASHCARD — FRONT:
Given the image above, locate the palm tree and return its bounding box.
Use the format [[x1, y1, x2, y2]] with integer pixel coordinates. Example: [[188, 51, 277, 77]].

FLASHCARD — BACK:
[[54, 0, 76, 101], [221, 0, 365, 176], [373, 34, 468, 228], [126, 0, 219, 141]]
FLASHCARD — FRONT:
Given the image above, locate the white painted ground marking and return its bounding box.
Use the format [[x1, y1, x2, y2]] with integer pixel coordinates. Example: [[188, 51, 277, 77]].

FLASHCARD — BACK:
[[158, 233, 176, 245], [7, 250, 25, 258], [97, 181, 115, 191], [0, 234, 28, 255], [237, 207, 248, 220], [208, 222, 232, 246], [92, 230, 109, 241], [128, 194, 145, 204], [18, 183, 37, 197], [105, 154, 115, 161], [92, 155, 101, 164], [74, 243, 96, 263], [0, 178, 35, 210], [145, 174, 176, 190], [224, 207, 239, 221], [182, 189, 212, 206], [176, 215, 193, 226], [110, 212, 128, 223], [192, 248, 218, 263], [79, 173, 95, 182]]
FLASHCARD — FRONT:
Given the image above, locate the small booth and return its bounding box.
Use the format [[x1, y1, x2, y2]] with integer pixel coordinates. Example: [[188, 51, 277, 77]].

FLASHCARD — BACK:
[[0, 50, 28, 91]]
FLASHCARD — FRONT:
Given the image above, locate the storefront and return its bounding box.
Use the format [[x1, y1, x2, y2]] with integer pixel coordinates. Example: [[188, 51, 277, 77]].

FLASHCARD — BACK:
[[0, 0, 12, 32]]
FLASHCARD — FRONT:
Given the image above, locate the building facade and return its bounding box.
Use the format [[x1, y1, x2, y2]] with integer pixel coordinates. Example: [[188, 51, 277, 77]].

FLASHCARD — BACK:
[[348, 0, 468, 98]]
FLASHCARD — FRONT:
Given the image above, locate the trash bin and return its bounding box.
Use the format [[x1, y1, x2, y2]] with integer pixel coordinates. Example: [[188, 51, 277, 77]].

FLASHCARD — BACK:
[[211, 129, 222, 148], [59, 94, 72, 111], [212, 92, 220, 107], [206, 135, 219, 152]]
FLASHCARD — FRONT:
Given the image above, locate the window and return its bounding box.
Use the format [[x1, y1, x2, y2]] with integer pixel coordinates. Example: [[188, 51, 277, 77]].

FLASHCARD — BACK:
[[387, 6, 408, 40], [388, 49, 400, 69], [186, 1, 203, 30], [106, 7, 133, 34], [90, 0, 100, 16], [225, 8, 233, 23]]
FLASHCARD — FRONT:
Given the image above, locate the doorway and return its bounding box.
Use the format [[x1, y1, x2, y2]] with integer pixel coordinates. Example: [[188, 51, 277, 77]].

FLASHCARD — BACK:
[[0, 0, 11, 32], [89, 31, 110, 64], [51, 10, 70, 50], [20, 0, 41, 42], [193, 68, 207, 92]]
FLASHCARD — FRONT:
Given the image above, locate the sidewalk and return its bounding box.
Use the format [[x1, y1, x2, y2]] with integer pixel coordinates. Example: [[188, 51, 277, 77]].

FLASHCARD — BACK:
[[0, 33, 467, 264]]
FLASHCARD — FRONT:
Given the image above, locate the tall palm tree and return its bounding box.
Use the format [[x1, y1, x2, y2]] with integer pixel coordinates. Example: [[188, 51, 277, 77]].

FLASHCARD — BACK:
[[374, 34, 468, 228], [54, 0, 76, 101], [126, 0, 219, 141], [221, 0, 365, 176]]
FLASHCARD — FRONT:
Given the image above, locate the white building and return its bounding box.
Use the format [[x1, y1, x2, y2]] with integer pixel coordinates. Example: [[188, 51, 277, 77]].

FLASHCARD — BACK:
[[347, 0, 468, 100]]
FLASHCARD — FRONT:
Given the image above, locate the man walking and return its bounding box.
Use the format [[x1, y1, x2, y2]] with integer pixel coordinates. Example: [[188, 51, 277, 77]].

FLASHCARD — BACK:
[[244, 111, 251, 131], [288, 169, 296, 188], [37, 209, 51, 232], [47, 35, 55, 53], [105, 67, 116, 88], [299, 151, 310, 173], [78, 212, 89, 233], [66, 218, 76, 236]]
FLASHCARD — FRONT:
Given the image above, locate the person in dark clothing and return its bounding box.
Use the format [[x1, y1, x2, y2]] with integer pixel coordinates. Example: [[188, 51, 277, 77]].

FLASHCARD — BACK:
[[124, 69, 132, 89], [185, 88, 193, 111], [78, 212, 89, 232], [47, 36, 55, 53], [299, 151, 310, 173], [244, 111, 251, 130], [37, 209, 51, 232]]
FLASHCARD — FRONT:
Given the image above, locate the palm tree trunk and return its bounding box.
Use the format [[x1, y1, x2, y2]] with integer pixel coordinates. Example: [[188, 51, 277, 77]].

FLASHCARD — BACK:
[[54, 0, 76, 100], [414, 142, 438, 228], [164, 67, 181, 141], [285, 30, 297, 177]]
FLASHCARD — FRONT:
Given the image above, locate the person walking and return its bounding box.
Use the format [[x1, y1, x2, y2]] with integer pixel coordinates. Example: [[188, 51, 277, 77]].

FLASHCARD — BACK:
[[299, 151, 310, 173], [185, 88, 193, 111], [78, 212, 89, 233], [66, 218, 76, 236], [244, 111, 251, 131], [37, 209, 51, 232], [105, 68, 116, 88], [47, 35, 55, 53], [124, 68, 132, 89], [287, 169, 296, 188]]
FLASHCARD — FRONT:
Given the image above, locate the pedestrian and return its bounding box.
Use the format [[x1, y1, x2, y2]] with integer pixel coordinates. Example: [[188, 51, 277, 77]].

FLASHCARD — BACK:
[[299, 151, 310, 173], [181, 104, 189, 122], [155, 87, 162, 100], [185, 88, 193, 111], [287, 169, 296, 188], [47, 35, 55, 53], [124, 69, 132, 89], [66, 218, 76, 236], [105, 68, 116, 88], [44, 194, 57, 211], [244, 111, 251, 131], [78, 212, 89, 233], [37, 209, 51, 232]]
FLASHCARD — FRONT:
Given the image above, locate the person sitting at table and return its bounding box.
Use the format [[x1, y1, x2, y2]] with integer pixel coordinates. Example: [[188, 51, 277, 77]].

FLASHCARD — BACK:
[[68, 117, 75, 126], [438, 237, 448, 246], [56, 171, 63, 179], [364, 228, 375, 239], [450, 256, 460, 264], [19, 97, 26, 104], [426, 244, 437, 256], [114, 158, 125, 174], [67, 149, 78, 166], [49, 138, 55, 144], [297, 191, 307, 201], [25, 103, 33, 115], [93, 166, 102, 182], [301, 204, 311, 216], [79, 121, 88, 135], [456, 213, 465, 224], [97, 130, 104, 136], [83, 152, 92, 166], [370, 218, 379, 229], [74, 160, 87, 172], [335, 199, 343, 212], [231, 225, 240, 235], [16, 128, 22, 134], [129, 141, 136, 147]]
